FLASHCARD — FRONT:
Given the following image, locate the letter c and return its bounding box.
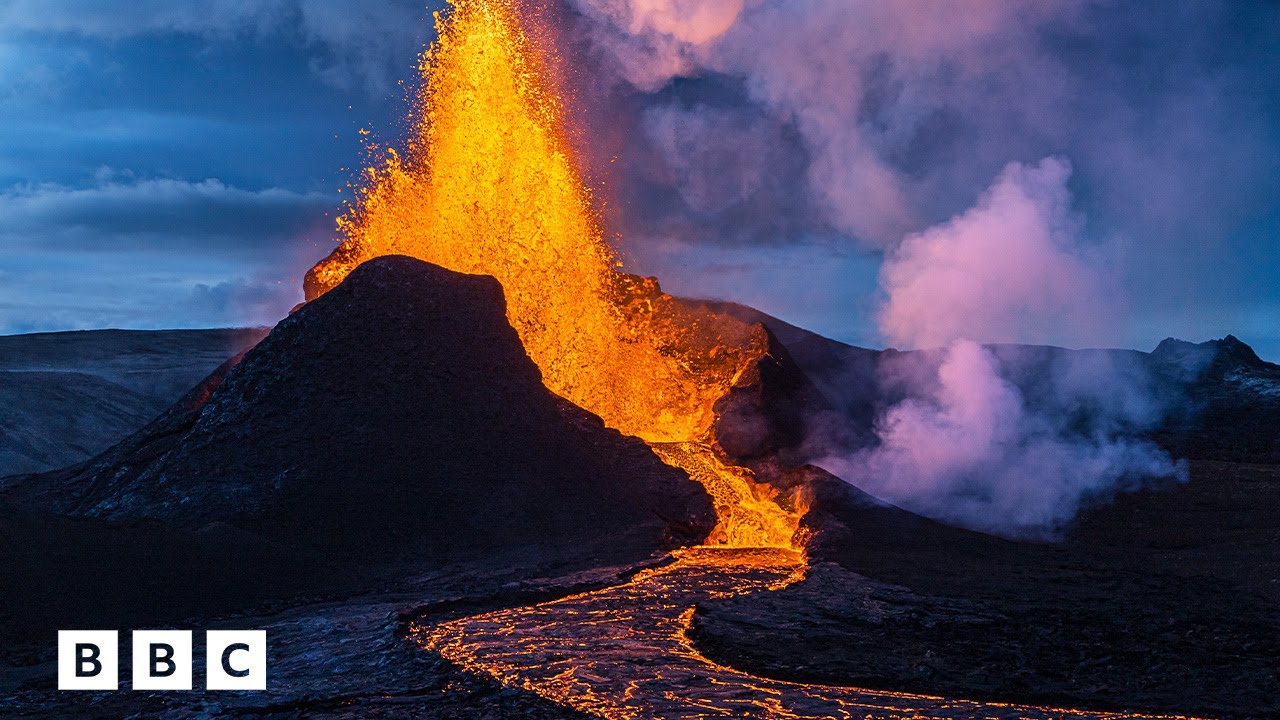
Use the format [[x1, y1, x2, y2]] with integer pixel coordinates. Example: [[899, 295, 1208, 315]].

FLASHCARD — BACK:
[[221, 643, 251, 678]]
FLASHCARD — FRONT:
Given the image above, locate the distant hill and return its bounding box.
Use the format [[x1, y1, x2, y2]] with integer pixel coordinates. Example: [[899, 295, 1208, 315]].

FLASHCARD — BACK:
[[0, 328, 266, 476]]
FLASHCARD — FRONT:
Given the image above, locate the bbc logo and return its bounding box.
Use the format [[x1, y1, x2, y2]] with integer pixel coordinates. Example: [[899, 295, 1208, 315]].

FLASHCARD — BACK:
[[57, 630, 266, 691]]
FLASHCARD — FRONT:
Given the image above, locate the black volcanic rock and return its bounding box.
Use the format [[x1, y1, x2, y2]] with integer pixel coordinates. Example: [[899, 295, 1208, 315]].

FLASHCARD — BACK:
[[0, 371, 157, 477], [695, 460, 1280, 719], [1147, 335, 1280, 462], [709, 304, 1280, 465], [1151, 334, 1270, 376], [8, 256, 713, 564], [710, 326, 831, 467], [689, 325, 1280, 718]]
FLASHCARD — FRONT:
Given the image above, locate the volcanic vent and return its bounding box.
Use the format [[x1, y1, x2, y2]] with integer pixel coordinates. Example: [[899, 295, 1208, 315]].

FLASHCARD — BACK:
[[306, 0, 807, 549]]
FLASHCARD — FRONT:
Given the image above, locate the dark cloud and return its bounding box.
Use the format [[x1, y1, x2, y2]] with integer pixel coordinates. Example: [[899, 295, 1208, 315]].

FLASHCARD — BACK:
[[0, 172, 327, 334], [186, 277, 300, 322], [609, 78, 817, 249], [0, 2, 421, 334], [0, 259, 306, 334]]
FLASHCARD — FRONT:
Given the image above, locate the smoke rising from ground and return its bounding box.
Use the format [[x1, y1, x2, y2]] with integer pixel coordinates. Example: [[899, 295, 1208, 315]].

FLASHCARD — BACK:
[[879, 157, 1115, 350], [813, 159, 1185, 537], [560, 1, 1206, 535], [817, 341, 1184, 536]]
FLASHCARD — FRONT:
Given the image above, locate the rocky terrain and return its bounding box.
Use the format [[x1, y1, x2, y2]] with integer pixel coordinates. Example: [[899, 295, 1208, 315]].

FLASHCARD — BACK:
[[4, 257, 710, 545], [693, 461, 1280, 719], [0, 274, 1275, 718], [677, 305, 1280, 719], [709, 297, 1280, 465]]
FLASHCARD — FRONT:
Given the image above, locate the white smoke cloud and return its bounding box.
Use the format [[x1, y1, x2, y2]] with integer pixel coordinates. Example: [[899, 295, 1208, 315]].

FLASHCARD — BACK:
[[641, 104, 776, 215], [813, 159, 1184, 537], [566, 0, 1071, 245], [603, 0, 744, 45], [817, 340, 1185, 536], [564, 0, 1280, 356], [567, 0, 742, 91], [561, 1, 1210, 534], [879, 156, 1118, 350]]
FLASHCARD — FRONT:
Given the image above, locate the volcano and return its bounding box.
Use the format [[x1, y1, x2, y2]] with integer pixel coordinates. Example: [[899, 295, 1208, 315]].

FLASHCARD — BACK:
[[0, 257, 722, 667], [8, 256, 713, 557], [1, 0, 1276, 715]]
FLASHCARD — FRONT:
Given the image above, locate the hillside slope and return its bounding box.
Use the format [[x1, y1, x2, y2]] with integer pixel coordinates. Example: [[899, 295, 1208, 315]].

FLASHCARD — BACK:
[[0, 328, 266, 476]]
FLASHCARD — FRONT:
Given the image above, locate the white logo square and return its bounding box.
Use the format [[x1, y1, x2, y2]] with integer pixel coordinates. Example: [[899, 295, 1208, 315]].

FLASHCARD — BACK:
[[58, 630, 118, 690], [131, 630, 193, 690], [205, 630, 266, 690]]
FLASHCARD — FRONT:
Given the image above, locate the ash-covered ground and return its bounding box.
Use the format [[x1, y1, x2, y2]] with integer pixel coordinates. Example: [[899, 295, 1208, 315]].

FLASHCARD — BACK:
[[693, 460, 1280, 719]]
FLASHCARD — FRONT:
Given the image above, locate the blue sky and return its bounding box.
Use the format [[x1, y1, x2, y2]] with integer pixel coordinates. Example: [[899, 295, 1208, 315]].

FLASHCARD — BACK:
[[0, 0, 436, 334], [1, 1, 1277, 359]]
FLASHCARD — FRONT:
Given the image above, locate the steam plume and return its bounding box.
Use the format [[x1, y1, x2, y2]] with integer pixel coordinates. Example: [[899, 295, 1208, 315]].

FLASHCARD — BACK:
[[817, 159, 1185, 537], [559, 2, 1204, 535], [565, 0, 1069, 246], [560, 0, 1279, 355], [879, 157, 1113, 350]]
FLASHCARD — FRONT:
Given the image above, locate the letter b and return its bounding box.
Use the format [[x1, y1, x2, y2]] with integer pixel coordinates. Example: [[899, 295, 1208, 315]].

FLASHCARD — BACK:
[[132, 630, 192, 690], [76, 643, 101, 677], [58, 631, 118, 690], [151, 644, 175, 677]]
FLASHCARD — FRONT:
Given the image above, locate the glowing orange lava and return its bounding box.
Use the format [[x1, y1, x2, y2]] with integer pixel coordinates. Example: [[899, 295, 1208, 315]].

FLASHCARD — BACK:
[[414, 547, 1202, 720], [305, 0, 803, 549]]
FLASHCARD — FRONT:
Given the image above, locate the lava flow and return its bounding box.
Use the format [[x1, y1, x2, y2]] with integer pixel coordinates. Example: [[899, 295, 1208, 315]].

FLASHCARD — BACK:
[[304, 0, 803, 550], [413, 547, 1202, 720]]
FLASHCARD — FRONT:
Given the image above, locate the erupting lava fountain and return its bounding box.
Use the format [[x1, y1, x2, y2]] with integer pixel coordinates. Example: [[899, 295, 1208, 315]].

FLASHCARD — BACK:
[[303, 0, 807, 551]]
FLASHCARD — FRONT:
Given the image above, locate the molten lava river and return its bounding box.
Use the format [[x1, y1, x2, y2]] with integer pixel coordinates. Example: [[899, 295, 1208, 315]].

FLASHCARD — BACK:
[[305, 2, 1203, 718], [411, 547, 1192, 720]]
